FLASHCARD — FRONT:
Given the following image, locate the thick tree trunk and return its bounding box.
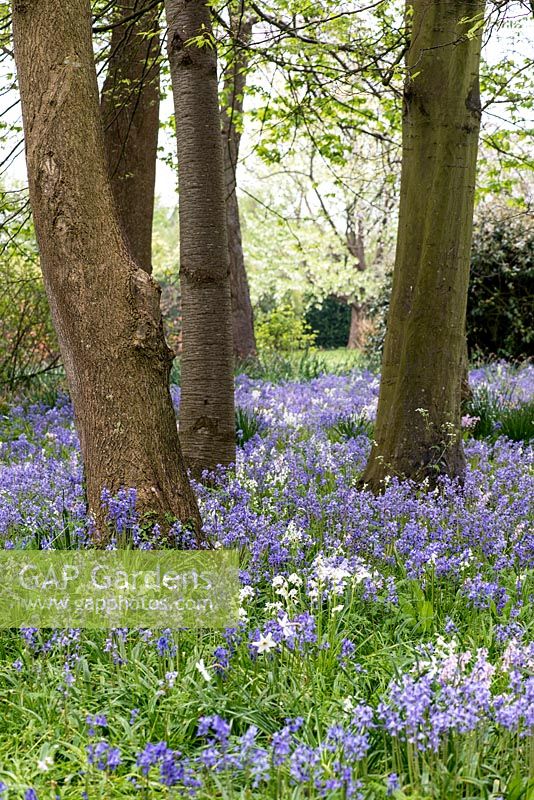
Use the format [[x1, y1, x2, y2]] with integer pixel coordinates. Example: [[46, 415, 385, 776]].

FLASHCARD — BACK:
[[13, 0, 201, 540], [100, 0, 161, 274], [221, 11, 256, 361], [165, 0, 236, 476], [362, 0, 485, 490]]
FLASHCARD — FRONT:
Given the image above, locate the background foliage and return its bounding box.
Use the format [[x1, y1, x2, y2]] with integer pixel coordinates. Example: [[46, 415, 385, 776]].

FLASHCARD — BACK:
[[0, 191, 58, 398], [305, 295, 351, 349], [467, 215, 534, 361]]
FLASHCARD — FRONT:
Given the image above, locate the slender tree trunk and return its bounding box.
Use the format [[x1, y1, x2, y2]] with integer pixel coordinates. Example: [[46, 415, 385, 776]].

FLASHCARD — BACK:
[[12, 0, 201, 540], [100, 0, 161, 273], [362, 0, 485, 490], [165, 0, 236, 476], [346, 216, 369, 350], [221, 10, 256, 361], [347, 303, 370, 349]]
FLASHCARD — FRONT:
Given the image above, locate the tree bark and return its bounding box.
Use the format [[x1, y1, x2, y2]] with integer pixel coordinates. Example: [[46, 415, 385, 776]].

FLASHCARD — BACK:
[[346, 215, 370, 350], [347, 303, 371, 350], [12, 0, 201, 540], [362, 0, 485, 490], [220, 10, 256, 361], [165, 0, 236, 476], [100, 0, 161, 274]]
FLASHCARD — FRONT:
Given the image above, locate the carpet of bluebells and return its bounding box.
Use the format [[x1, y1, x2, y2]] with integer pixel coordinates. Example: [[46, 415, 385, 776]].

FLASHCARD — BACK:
[[0, 363, 533, 799]]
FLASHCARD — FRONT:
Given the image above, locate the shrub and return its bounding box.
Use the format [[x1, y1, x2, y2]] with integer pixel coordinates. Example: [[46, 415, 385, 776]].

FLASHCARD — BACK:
[[305, 296, 351, 349], [467, 217, 534, 360], [255, 304, 317, 353], [0, 204, 59, 398]]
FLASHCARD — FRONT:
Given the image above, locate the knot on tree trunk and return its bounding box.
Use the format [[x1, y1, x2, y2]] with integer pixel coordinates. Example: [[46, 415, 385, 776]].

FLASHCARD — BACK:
[[169, 29, 217, 76], [170, 31, 204, 69], [181, 263, 226, 284], [465, 84, 481, 118], [191, 415, 219, 435], [130, 268, 173, 365]]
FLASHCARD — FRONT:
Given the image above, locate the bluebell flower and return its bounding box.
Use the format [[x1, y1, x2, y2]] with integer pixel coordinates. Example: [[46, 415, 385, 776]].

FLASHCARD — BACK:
[[87, 741, 121, 772]]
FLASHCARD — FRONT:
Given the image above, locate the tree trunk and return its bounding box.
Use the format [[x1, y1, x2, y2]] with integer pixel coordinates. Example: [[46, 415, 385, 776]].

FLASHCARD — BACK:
[[221, 10, 256, 361], [165, 0, 236, 476], [362, 0, 485, 490], [100, 0, 161, 274], [347, 303, 371, 350], [12, 0, 201, 541], [346, 216, 369, 350]]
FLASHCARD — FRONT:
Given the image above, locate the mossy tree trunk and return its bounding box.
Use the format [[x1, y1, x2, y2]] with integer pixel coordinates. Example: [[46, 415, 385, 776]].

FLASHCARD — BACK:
[[165, 0, 236, 476], [12, 0, 201, 540], [221, 8, 257, 362], [100, 0, 161, 274], [362, 0, 485, 490]]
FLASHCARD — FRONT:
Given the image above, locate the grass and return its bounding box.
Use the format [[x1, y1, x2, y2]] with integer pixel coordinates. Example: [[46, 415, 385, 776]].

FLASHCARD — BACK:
[[315, 348, 367, 372]]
